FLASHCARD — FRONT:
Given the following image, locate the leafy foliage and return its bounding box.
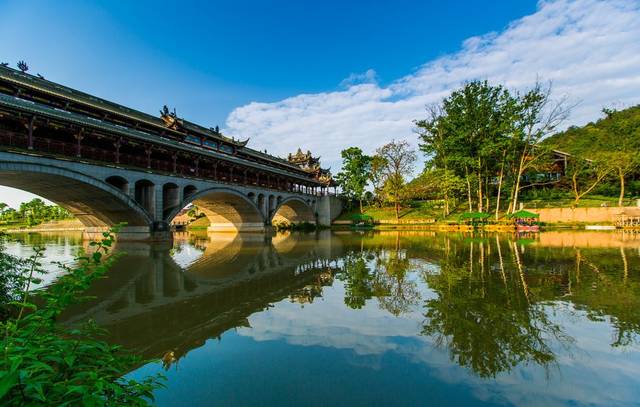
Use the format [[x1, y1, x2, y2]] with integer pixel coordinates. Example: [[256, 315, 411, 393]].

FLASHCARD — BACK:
[[0, 198, 73, 226], [335, 147, 372, 211], [0, 227, 164, 405]]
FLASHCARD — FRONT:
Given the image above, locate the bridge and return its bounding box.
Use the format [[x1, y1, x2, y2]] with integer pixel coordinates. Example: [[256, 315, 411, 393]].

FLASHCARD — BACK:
[[0, 65, 342, 240]]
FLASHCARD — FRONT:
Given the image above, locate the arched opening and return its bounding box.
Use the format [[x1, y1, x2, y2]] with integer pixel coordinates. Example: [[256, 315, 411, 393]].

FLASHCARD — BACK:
[[105, 176, 129, 195], [272, 198, 316, 228], [183, 185, 197, 199], [247, 192, 256, 202], [135, 179, 155, 216], [0, 164, 151, 228], [191, 189, 265, 233], [162, 183, 180, 218]]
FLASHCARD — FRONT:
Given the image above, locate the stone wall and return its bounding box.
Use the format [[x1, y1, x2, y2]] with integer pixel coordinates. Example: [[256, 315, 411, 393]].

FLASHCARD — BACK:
[[527, 206, 633, 223]]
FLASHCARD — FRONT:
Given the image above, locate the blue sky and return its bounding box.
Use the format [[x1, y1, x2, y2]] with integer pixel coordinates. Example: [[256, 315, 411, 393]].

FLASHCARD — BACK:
[[1, 0, 640, 207], [0, 0, 536, 125]]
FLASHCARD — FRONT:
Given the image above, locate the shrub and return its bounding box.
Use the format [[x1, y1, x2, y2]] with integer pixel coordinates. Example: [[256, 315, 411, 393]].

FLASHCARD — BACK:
[[0, 228, 164, 405]]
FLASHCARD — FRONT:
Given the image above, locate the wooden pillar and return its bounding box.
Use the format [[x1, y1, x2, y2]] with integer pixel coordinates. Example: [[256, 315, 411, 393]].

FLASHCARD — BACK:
[[243, 169, 248, 185], [113, 137, 122, 164], [194, 158, 199, 176], [75, 131, 84, 158], [145, 146, 152, 168], [213, 162, 218, 179], [256, 173, 260, 186], [229, 166, 234, 182], [27, 116, 35, 150]]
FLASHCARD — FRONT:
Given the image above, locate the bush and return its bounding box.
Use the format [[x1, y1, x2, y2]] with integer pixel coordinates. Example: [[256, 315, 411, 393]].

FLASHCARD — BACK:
[[0, 228, 164, 405]]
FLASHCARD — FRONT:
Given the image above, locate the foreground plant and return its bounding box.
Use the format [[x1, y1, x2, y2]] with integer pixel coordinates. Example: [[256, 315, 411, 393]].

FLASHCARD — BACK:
[[0, 228, 164, 405]]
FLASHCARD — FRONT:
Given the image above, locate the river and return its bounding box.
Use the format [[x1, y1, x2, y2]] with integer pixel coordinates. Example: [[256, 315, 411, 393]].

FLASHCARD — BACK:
[[6, 230, 640, 406]]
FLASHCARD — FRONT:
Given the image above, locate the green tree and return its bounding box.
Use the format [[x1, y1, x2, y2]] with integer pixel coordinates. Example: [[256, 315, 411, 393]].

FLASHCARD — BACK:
[[566, 154, 612, 207], [417, 81, 515, 212], [410, 168, 465, 216], [336, 147, 372, 212], [369, 155, 388, 207], [376, 140, 416, 221]]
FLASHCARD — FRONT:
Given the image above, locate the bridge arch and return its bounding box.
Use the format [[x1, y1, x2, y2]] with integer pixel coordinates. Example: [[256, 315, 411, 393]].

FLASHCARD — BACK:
[[271, 196, 316, 226], [167, 187, 266, 232], [0, 161, 153, 228]]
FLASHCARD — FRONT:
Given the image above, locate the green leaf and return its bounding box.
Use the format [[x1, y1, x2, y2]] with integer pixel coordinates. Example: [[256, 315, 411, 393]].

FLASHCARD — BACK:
[[0, 371, 19, 399]]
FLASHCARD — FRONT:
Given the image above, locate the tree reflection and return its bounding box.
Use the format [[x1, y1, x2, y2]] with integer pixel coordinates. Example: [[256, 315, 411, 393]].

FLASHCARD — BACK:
[[339, 237, 419, 315], [420, 236, 573, 378], [373, 249, 420, 316]]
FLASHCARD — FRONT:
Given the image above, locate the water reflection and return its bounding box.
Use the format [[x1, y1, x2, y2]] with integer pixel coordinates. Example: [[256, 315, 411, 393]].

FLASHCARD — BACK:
[[25, 229, 640, 405]]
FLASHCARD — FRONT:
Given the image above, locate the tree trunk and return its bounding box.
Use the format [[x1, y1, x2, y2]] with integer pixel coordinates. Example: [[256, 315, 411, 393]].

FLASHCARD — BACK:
[[465, 167, 472, 211], [477, 168, 483, 212], [511, 150, 527, 214], [444, 189, 450, 217], [359, 198, 363, 213], [395, 201, 400, 222], [495, 153, 505, 220], [485, 176, 490, 214], [618, 168, 625, 207]]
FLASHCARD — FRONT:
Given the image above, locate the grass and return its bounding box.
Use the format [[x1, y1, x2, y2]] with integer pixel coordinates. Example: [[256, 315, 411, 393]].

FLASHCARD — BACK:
[[187, 217, 210, 230]]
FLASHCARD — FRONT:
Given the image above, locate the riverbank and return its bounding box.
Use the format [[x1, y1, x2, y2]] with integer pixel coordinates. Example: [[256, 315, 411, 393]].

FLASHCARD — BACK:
[[1, 218, 85, 233], [334, 204, 640, 230]]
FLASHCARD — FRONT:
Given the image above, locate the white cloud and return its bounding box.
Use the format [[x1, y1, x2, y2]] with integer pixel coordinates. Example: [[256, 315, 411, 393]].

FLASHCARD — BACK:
[[225, 0, 640, 172]]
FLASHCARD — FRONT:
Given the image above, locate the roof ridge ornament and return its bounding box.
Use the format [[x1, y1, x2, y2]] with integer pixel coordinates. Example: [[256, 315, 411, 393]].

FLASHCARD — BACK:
[[160, 104, 182, 130], [17, 60, 29, 73]]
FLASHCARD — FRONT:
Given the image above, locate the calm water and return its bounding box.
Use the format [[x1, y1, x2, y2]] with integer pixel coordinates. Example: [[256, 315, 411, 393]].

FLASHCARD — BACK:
[[9, 230, 640, 406]]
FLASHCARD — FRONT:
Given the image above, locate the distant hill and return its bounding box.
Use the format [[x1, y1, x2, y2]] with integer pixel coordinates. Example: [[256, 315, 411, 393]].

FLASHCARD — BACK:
[[544, 104, 640, 156]]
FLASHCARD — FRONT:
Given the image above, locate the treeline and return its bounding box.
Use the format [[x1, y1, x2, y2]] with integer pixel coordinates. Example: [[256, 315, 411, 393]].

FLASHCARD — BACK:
[[0, 198, 72, 226], [336, 80, 640, 219]]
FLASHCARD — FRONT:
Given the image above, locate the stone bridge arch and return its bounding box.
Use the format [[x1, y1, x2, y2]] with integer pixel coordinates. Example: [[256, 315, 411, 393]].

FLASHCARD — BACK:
[[0, 161, 153, 230], [167, 187, 266, 233], [271, 196, 316, 226]]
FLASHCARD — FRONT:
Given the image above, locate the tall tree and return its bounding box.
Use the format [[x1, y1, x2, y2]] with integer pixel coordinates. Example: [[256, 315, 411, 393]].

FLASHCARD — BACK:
[[376, 140, 416, 221], [508, 82, 571, 213], [417, 80, 514, 212], [335, 147, 372, 212]]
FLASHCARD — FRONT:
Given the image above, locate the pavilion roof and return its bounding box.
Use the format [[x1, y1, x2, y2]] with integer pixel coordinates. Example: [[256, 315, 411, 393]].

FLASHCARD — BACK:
[[458, 212, 490, 220], [508, 210, 540, 219]]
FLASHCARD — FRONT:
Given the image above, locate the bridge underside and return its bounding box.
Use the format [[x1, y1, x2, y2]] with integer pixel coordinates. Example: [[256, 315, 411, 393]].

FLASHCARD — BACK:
[[0, 171, 150, 228], [272, 199, 316, 226], [194, 191, 266, 233], [0, 153, 340, 241]]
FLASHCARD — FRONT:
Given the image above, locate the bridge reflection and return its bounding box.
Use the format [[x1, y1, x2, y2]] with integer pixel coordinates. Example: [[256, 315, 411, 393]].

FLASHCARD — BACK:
[[60, 231, 345, 361]]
